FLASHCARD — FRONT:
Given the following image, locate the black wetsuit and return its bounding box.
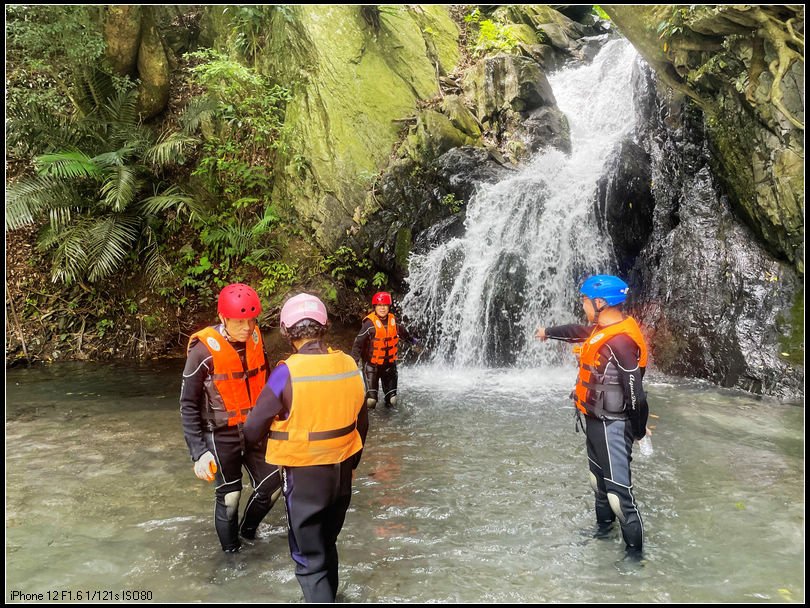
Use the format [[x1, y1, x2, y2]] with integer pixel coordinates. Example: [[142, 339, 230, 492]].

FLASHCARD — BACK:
[[351, 316, 416, 407], [244, 341, 369, 602], [180, 332, 282, 552], [546, 322, 648, 551]]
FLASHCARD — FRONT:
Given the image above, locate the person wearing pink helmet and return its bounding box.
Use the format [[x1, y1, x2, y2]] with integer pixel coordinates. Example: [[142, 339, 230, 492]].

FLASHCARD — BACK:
[[351, 291, 419, 409], [180, 283, 282, 553], [244, 293, 367, 602]]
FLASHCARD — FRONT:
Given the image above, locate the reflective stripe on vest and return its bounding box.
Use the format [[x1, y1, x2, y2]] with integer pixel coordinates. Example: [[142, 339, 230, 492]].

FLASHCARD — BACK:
[[367, 312, 399, 366], [266, 350, 366, 467], [573, 316, 648, 416], [187, 326, 267, 427]]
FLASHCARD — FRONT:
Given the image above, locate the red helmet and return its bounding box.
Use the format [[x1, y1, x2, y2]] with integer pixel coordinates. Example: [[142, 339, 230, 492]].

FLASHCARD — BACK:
[[372, 291, 392, 306], [218, 283, 262, 318]]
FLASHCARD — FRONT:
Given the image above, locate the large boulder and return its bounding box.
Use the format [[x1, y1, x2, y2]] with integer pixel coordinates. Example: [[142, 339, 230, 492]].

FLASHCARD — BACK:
[[622, 64, 803, 399], [603, 5, 805, 274], [239, 5, 461, 251]]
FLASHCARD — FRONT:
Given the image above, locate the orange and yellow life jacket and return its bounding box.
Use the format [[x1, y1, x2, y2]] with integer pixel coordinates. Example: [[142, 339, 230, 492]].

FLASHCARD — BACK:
[[573, 317, 648, 417], [266, 349, 365, 467], [187, 326, 267, 427], [366, 312, 399, 366]]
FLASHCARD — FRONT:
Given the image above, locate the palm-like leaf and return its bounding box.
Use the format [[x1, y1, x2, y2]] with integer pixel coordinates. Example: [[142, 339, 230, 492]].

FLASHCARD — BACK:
[[36, 151, 101, 180], [144, 132, 199, 167], [73, 68, 117, 119], [6, 176, 78, 230], [181, 96, 218, 135], [8, 64, 198, 286], [140, 225, 172, 287], [85, 214, 141, 282], [139, 186, 201, 217], [99, 165, 141, 212], [6, 102, 81, 156], [92, 145, 136, 168], [39, 221, 89, 285], [103, 88, 140, 128]]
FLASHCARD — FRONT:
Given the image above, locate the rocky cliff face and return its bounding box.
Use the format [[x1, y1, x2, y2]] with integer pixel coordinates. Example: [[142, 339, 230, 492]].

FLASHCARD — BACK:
[[603, 5, 804, 275], [598, 62, 803, 399], [197, 6, 802, 398], [203, 5, 462, 251]]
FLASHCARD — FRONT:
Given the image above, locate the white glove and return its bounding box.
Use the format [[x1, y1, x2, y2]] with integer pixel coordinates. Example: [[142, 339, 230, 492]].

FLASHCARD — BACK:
[[194, 451, 217, 482]]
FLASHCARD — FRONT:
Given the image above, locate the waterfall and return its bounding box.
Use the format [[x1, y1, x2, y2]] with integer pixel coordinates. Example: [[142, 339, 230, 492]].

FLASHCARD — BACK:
[[402, 39, 640, 368]]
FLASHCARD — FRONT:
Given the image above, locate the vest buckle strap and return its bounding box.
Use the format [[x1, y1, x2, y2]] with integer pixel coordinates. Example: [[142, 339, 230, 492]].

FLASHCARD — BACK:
[[269, 420, 357, 442], [309, 420, 357, 441], [582, 380, 624, 393]]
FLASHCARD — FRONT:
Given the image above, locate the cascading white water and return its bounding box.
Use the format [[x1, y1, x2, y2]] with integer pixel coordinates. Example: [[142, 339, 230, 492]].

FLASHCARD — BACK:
[[402, 39, 640, 368]]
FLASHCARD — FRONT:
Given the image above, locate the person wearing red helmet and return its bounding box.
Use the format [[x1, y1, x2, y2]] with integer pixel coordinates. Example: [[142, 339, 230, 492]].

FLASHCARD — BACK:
[[243, 293, 367, 602], [351, 291, 419, 409], [180, 283, 282, 553]]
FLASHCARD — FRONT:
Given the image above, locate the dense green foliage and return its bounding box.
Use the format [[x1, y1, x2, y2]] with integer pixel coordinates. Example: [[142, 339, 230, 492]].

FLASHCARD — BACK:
[[464, 8, 520, 56], [6, 5, 108, 122], [6, 72, 198, 286], [161, 50, 296, 303]]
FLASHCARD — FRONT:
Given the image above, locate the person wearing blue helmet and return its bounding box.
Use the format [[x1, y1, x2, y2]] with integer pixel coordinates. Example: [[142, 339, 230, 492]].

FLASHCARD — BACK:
[[536, 274, 650, 555]]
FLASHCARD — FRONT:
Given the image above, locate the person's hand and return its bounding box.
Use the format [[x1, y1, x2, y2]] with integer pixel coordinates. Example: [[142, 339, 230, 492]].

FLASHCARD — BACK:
[[194, 451, 217, 482], [535, 327, 548, 341]]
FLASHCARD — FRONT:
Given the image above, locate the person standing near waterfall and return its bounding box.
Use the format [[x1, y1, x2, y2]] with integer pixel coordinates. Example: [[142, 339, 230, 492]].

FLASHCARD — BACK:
[[243, 293, 367, 602], [180, 283, 282, 553], [535, 274, 650, 554], [351, 291, 419, 409]]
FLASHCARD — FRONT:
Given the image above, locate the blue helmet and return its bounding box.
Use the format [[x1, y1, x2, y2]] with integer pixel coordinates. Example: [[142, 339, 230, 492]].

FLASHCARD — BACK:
[[580, 275, 629, 306]]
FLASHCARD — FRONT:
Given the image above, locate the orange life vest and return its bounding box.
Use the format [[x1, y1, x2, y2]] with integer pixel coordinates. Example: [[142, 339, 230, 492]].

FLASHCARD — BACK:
[[266, 349, 365, 467], [366, 312, 399, 365], [187, 326, 267, 427], [573, 317, 648, 417]]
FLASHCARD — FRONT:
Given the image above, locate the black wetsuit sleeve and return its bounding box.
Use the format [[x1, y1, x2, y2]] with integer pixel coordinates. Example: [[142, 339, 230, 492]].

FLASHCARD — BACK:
[[351, 319, 375, 363], [179, 342, 213, 461], [352, 401, 369, 470], [545, 324, 593, 342], [243, 364, 290, 447], [604, 334, 648, 440]]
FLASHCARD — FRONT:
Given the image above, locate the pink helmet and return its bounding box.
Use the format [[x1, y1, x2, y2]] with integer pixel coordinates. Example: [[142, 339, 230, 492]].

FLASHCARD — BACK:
[[372, 291, 392, 305], [280, 293, 328, 328], [218, 283, 262, 318]]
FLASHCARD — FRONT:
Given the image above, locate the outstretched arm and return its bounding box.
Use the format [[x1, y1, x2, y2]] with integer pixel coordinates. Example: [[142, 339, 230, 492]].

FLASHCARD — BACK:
[[536, 324, 593, 342]]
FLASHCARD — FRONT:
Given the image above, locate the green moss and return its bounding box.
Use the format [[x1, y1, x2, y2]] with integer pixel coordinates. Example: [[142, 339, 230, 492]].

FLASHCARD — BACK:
[[778, 288, 804, 366], [394, 227, 413, 273], [252, 5, 460, 248]]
